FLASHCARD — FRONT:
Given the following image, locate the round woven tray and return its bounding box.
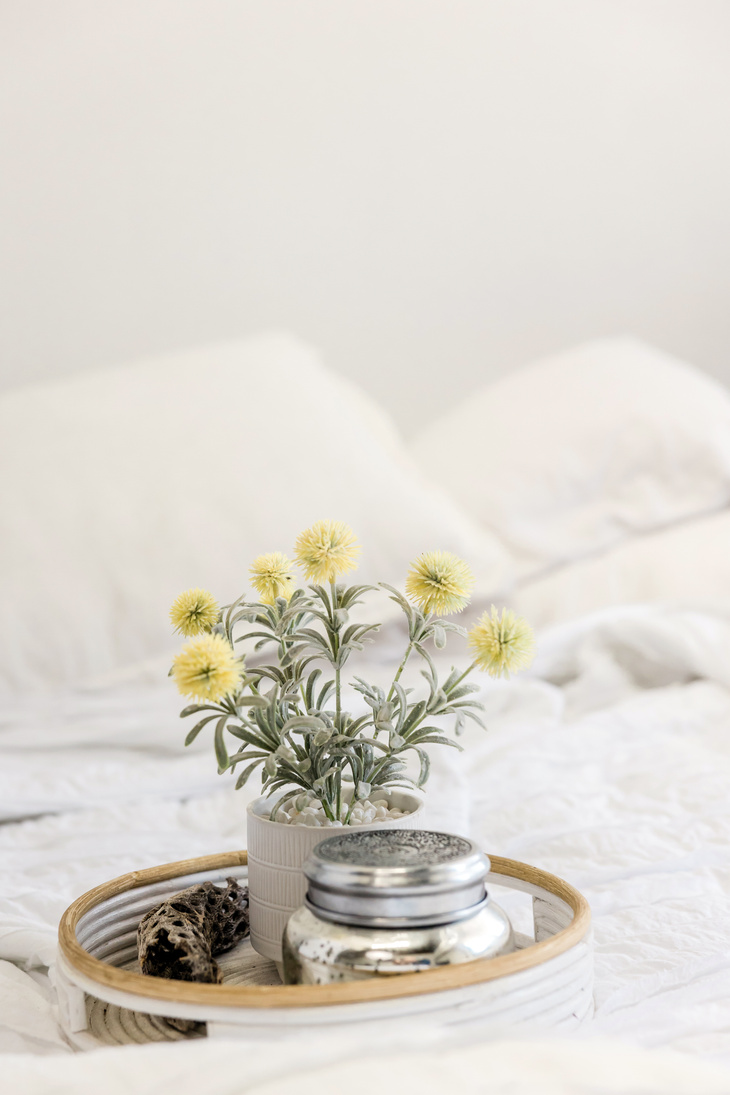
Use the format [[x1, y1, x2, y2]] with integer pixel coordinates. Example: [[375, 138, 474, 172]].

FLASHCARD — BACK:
[[56, 850, 593, 1048]]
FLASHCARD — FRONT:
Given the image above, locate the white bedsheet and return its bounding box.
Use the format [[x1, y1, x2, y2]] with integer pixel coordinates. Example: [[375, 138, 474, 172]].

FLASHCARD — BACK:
[[3, 602, 730, 1089], [6, 1035, 730, 1095]]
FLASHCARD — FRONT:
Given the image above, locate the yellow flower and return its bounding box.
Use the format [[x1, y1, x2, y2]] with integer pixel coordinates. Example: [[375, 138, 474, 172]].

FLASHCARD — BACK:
[[405, 551, 474, 616], [172, 633, 243, 701], [468, 606, 535, 679], [294, 520, 361, 583], [250, 552, 296, 604], [169, 588, 220, 636]]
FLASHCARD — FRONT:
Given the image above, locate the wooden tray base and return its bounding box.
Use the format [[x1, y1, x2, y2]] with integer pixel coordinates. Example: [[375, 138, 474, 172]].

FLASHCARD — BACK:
[[56, 850, 593, 1049]]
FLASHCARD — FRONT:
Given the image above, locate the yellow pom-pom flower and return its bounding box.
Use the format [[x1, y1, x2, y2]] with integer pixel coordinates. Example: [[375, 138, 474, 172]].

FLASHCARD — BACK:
[[169, 588, 220, 636], [250, 552, 296, 604], [294, 520, 361, 583], [172, 633, 243, 701], [468, 606, 536, 679], [405, 550, 475, 616]]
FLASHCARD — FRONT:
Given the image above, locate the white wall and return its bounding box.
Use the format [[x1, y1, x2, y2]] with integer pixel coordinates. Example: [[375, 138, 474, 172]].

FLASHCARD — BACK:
[[1, 1, 729, 435]]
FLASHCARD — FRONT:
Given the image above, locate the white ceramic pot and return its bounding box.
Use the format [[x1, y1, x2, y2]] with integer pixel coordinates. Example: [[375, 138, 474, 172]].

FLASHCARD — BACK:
[[246, 789, 425, 962]]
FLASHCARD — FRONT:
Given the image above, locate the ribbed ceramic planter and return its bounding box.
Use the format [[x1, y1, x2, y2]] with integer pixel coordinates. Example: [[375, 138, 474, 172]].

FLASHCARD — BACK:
[[246, 789, 425, 962]]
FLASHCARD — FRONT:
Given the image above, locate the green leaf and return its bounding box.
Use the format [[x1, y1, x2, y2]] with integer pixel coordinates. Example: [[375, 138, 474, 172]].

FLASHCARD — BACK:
[[339, 583, 378, 609], [378, 582, 413, 616], [317, 679, 336, 709], [230, 726, 275, 751], [446, 684, 481, 701], [409, 732, 462, 751], [280, 644, 309, 667], [269, 790, 302, 821], [183, 714, 219, 746], [226, 723, 253, 741], [349, 735, 389, 753], [236, 630, 278, 643], [303, 668, 321, 708], [392, 681, 408, 732], [373, 778, 418, 792], [415, 638, 437, 667], [401, 699, 427, 734], [228, 748, 269, 765], [373, 757, 407, 779], [437, 620, 467, 637], [214, 716, 229, 772], [253, 665, 286, 685], [295, 628, 334, 652], [342, 623, 380, 647], [235, 758, 264, 789], [223, 593, 245, 634], [282, 715, 326, 734], [415, 747, 431, 787], [179, 703, 221, 718]]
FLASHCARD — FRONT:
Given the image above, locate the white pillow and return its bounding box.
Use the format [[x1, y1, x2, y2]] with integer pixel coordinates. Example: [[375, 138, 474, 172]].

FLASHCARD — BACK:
[[410, 338, 730, 577], [514, 509, 730, 630], [0, 334, 510, 690]]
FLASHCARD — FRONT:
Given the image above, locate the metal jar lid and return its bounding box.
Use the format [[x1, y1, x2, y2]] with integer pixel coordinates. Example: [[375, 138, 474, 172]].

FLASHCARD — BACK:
[[303, 829, 491, 928]]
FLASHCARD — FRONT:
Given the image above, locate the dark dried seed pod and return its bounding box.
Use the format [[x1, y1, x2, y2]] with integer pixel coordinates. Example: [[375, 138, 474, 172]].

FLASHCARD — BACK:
[[137, 878, 249, 985]]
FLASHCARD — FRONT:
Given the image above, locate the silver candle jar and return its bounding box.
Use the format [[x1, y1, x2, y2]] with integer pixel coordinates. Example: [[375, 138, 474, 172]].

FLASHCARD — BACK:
[[282, 829, 514, 984]]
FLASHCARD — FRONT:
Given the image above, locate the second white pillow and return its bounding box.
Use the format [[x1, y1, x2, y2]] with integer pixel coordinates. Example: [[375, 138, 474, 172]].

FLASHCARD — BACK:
[[410, 338, 730, 577]]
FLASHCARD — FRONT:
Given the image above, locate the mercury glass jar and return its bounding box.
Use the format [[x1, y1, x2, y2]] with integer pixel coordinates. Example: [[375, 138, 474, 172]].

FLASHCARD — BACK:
[[282, 829, 514, 984]]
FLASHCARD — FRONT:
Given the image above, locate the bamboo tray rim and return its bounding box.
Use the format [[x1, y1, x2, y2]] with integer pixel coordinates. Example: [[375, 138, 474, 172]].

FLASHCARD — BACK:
[[58, 850, 591, 1010]]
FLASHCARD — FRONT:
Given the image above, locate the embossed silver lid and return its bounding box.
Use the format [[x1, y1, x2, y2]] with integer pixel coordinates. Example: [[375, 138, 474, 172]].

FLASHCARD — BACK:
[[303, 830, 491, 927]]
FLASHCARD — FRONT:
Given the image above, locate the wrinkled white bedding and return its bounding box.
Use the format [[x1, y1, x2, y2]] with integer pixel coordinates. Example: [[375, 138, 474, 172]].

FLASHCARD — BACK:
[[4, 335, 730, 1091], [514, 508, 730, 629], [3, 601, 730, 1090], [7, 1034, 730, 1095]]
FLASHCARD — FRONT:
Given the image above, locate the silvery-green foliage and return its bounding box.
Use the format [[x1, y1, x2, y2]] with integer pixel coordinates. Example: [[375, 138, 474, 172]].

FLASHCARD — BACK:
[[178, 579, 485, 824]]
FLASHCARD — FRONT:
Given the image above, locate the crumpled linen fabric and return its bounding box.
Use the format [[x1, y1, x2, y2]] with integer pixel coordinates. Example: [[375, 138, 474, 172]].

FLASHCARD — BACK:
[[4, 1034, 730, 1094], [1, 602, 730, 1081]]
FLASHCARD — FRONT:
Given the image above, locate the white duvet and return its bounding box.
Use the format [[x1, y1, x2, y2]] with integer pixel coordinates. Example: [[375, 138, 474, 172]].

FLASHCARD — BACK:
[[4, 602, 730, 1090], [4, 334, 730, 1092]]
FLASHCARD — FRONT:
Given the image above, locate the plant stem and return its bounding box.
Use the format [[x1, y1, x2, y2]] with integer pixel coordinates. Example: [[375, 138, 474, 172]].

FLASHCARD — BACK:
[[449, 661, 477, 692], [386, 641, 414, 702], [329, 579, 344, 818], [344, 793, 357, 825], [320, 796, 336, 822], [330, 580, 342, 725]]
